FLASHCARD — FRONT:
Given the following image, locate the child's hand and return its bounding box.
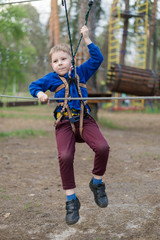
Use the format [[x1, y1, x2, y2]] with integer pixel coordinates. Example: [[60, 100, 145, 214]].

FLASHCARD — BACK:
[[81, 25, 92, 45], [81, 25, 89, 39], [37, 91, 48, 102]]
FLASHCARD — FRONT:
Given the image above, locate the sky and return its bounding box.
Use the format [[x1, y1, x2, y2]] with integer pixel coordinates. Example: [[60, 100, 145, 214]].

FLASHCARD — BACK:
[[30, 0, 113, 35], [5, 0, 160, 30]]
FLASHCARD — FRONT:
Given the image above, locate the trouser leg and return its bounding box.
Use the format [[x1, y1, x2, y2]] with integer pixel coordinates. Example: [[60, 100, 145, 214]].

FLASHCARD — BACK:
[[55, 120, 76, 190], [82, 117, 110, 176]]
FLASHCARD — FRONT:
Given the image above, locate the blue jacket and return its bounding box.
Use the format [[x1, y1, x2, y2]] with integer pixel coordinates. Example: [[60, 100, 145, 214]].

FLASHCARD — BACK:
[[29, 43, 103, 117]]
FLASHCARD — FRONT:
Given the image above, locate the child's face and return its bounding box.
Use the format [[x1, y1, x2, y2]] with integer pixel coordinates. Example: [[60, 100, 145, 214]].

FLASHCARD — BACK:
[[51, 51, 72, 76]]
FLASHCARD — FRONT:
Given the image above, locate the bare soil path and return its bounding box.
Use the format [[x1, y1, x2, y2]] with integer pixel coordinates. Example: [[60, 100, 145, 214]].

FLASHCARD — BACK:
[[0, 105, 160, 240]]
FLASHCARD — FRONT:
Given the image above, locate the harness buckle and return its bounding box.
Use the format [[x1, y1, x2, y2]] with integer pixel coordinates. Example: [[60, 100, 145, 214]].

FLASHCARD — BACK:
[[69, 115, 80, 123], [68, 94, 72, 101]]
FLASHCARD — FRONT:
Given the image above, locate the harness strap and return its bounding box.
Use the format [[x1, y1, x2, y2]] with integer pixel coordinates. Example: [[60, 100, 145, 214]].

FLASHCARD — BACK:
[[55, 84, 65, 93], [54, 75, 76, 133], [54, 74, 88, 138], [76, 75, 85, 137], [55, 83, 86, 93]]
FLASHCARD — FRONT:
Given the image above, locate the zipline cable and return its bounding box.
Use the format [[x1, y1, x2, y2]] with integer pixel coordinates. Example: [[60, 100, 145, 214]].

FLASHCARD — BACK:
[[1, 95, 160, 101], [0, 0, 42, 5]]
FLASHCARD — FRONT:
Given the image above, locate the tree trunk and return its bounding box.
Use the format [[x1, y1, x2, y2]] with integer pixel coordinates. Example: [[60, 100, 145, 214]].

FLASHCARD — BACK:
[[151, 0, 158, 71], [146, 0, 158, 69], [120, 0, 129, 65], [78, 0, 98, 119], [152, 29, 157, 71], [49, 0, 60, 48]]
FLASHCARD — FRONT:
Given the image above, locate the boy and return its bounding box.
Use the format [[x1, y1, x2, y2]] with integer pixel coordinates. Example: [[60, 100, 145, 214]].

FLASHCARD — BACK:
[[29, 26, 110, 225]]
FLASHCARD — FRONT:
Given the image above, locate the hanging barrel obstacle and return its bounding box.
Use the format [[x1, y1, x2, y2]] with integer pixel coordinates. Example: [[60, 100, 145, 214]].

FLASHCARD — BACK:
[[107, 64, 160, 96]]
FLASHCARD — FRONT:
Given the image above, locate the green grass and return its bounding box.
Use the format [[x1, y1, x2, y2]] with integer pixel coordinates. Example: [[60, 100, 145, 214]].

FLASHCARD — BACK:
[[0, 112, 52, 120], [144, 106, 160, 114], [98, 117, 125, 130], [0, 195, 11, 200], [24, 201, 41, 210], [0, 188, 11, 200], [0, 188, 6, 192], [0, 129, 48, 138]]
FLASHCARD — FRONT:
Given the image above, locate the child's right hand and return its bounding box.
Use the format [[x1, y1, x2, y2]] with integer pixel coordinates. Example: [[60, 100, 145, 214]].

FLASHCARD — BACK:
[[37, 91, 48, 102], [81, 25, 92, 46]]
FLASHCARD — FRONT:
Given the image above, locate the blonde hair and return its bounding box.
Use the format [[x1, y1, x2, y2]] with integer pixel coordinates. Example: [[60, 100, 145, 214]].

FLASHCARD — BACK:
[[49, 43, 71, 61]]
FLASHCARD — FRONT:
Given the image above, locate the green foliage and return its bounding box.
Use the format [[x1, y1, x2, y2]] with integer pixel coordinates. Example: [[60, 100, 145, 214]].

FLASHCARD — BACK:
[[0, 4, 48, 93], [0, 5, 28, 45]]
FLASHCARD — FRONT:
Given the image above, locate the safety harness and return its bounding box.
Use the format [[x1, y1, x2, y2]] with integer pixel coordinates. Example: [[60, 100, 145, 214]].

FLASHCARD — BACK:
[[53, 0, 94, 137], [54, 74, 90, 138]]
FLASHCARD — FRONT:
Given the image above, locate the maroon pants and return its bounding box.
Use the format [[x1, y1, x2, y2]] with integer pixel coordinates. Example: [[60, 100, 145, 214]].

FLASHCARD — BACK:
[[55, 116, 110, 190]]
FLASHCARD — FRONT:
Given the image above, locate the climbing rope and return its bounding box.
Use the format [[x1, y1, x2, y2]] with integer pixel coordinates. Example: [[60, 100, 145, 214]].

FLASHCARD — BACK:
[[62, 0, 94, 67], [62, 0, 75, 67], [73, 0, 94, 58]]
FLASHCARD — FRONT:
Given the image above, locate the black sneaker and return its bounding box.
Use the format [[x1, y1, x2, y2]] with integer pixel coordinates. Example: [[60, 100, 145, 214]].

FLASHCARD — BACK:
[[65, 198, 81, 225], [89, 178, 108, 208]]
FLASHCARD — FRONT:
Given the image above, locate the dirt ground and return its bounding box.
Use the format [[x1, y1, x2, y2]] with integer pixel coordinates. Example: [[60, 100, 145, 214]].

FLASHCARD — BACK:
[[0, 104, 160, 240]]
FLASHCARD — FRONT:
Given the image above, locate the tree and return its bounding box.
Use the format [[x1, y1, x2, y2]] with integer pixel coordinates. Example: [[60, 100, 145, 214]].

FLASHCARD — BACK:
[[147, 0, 158, 70], [49, 0, 60, 47], [78, 0, 102, 91], [0, 5, 28, 48], [120, 0, 130, 65], [0, 4, 48, 93]]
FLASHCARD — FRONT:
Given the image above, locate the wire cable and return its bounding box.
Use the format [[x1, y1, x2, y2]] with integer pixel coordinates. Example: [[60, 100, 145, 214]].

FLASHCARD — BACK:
[[0, 0, 42, 6], [0, 95, 160, 101]]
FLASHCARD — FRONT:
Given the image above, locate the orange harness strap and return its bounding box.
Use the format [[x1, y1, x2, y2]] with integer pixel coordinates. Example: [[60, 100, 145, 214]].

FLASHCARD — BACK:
[[54, 75, 87, 138], [55, 82, 86, 93]]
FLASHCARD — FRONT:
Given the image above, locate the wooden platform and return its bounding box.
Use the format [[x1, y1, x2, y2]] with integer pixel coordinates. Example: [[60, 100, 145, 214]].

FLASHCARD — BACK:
[[0, 101, 3, 107], [87, 92, 112, 103]]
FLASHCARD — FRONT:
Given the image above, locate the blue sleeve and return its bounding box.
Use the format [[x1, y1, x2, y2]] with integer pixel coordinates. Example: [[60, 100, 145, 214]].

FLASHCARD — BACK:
[[77, 43, 104, 82], [29, 73, 55, 97]]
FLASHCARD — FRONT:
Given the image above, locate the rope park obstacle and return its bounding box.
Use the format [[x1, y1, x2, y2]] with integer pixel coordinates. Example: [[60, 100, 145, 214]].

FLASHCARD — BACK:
[[107, 0, 160, 97], [0, 0, 160, 109]]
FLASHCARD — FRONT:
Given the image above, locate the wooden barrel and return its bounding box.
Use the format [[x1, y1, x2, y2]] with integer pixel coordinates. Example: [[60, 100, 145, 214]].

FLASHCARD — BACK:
[[107, 64, 160, 96]]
